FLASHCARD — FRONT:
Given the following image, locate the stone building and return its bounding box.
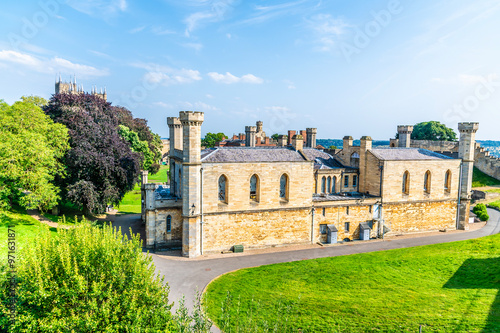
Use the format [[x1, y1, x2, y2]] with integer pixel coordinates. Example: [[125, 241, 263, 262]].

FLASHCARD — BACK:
[[142, 111, 477, 258], [55, 75, 107, 101]]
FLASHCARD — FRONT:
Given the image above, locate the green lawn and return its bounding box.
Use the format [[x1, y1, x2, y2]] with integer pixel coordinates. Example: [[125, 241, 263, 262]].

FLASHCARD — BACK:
[[473, 167, 500, 187], [0, 207, 56, 261], [117, 165, 169, 214], [486, 189, 500, 193], [489, 200, 500, 210], [204, 235, 500, 332]]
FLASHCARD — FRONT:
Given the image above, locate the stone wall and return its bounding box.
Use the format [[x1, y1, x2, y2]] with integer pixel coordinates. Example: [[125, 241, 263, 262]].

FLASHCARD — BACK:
[[410, 140, 459, 152], [383, 200, 457, 234], [475, 146, 500, 181]]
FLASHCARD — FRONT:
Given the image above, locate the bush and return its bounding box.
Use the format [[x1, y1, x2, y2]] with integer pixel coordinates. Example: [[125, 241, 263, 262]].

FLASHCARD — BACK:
[[473, 203, 489, 221], [0, 221, 174, 332]]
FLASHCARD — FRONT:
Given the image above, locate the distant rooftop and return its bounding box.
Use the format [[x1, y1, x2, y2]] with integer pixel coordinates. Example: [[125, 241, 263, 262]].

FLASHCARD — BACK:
[[369, 148, 454, 161]]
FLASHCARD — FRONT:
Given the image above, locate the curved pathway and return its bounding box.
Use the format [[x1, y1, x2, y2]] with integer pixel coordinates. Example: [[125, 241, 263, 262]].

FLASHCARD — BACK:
[[113, 209, 500, 310]]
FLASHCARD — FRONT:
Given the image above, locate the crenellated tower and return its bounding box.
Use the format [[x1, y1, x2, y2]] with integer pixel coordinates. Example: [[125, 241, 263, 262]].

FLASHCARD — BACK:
[[55, 75, 107, 101]]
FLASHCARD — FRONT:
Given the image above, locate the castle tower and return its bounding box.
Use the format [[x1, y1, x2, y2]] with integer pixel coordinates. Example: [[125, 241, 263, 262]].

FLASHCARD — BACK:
[[256, 121, 263, 133], [359, 136, 372, 193], [306, 128, 317, 148], [167, 117, 183, 197], [457, 122, 479, 230], [397, 125, 413, 148], [245, 126, 256, 147], [277, 135, 287, 147], [180, 111, 204, 258]]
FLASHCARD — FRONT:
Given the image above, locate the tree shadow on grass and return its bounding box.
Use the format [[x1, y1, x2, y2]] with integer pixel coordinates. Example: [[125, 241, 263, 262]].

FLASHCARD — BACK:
[[0, 210, 36, 228], [443, 257, 500, 333]]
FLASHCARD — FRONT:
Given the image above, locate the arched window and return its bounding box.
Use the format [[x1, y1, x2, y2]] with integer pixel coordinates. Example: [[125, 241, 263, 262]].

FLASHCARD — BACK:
[[402, 171, 410, 194], [321, 177, 326, 194], [250, 174, 259, 201], [350, 152, 360, 168], [332, 176, 337, 193], [327, 177, 331, 194], [166, 215, 171, 233], [444, 170, 451, 192], [280, 174, 288, 200], [424, 170, 431, 193], [178, 169, 182, 198], [218, 175, 227, 202]]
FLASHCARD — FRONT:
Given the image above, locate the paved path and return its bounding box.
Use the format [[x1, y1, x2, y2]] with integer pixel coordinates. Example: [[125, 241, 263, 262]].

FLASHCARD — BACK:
[[112, 209, 500, 311]]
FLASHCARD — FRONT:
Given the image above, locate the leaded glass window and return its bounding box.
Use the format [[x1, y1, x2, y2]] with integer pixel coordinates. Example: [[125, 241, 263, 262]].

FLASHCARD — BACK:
[[218, 175, 227, 202], [250, 174, 258, 200], [321, 177, 326, 194], [166, 215, 171, 233], [280, 174, 288, 199], [327, 177, 331, 194]]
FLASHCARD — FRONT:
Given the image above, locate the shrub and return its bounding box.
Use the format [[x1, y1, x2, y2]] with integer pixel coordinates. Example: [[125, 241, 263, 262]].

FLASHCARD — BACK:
[[473, 203, 489, 221], [0, 221, 173, 332]]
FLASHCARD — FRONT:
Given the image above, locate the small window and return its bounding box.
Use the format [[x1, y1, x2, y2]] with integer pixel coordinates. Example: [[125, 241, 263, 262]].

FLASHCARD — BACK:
[[424, 170, 431, 194], [402, 171, 410, 194], [369, 206, 372, 213], [250, 174, 259, 201], [322, 208, 326, 216], [166, 215, 171, 233], [345, 222, 350, 232], [444, 170, 451, 192], [352, 175, 358, 187], [332, 176, 336, 193], [346, 206, 350, 215], [280, 174, 288, 200], [321, 177, 326, 194], [218, 175, 227, 202], [327, 177, 331, 194], [344, 175, 349, 188], [320, 224, 327, 234]]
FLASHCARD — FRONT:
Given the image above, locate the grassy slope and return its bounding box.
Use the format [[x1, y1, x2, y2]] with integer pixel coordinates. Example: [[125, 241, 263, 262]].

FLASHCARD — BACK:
[[117, 165, 169, 214], [0, 207, 56, 261], [205, 235, 500, 332], [473, 167, 500, 187]]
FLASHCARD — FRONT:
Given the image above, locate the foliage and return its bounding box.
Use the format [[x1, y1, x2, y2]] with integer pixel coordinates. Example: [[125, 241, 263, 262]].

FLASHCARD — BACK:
[[205, 234, 500, 332], [488, 200, 500, 210], [20, 95, 48, 108], [173, 292, 213, 333], [405, 121, 457, 141], [472, 167, 500, 187], [473, 203, 490, 221], [118, 125, 158, 173], [0, 99, 69, 211], [114, 106, 163, 165], [271, 134, 279, 141], [0, 221, 174, 332], [201, 132, 226, 148], [44, 93, 142, 215], [328, 145, 337, 149]]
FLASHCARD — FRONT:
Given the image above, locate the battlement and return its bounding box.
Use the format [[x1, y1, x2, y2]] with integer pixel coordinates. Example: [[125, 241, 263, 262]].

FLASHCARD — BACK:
[[361, 136, 372, 141], [306, 128, 317, 134], [167, 117, 182, 127], [458, 122, 479, 133], [179, 111, 204, 124], [397, 125, 414, 134], [245, 126, 257, 132], [343, 136, 353, 140], [292, 134, 304, 140]]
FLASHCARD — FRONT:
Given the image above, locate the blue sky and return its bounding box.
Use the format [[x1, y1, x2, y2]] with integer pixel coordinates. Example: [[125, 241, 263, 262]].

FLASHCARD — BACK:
[[1, 0, 499, 140]]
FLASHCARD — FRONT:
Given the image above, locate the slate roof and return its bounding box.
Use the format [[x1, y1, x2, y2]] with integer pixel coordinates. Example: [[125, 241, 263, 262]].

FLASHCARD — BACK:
[[369, 148, 454, 161], [201, 147, 307, 163], [302, 148, 345, 169], [312, 192, 380, 202]]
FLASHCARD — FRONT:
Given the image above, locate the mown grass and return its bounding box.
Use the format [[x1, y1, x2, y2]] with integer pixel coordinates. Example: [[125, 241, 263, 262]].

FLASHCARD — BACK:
[[473, 167, 500, 187], [43, 200, 85, 225], [205, 234, 500, 332], [486, 189, 500, 193], [0, 206, 57, 261], [117, 165, 169, 214], [489, 200, 500, 210]]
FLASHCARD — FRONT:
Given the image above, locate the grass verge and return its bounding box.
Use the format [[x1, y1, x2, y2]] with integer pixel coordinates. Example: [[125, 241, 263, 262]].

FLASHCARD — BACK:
[[488, 200, 500, 210], [117, 165, 169, 214], [473, 167, 500, 187], [204, 234, 500, 332]]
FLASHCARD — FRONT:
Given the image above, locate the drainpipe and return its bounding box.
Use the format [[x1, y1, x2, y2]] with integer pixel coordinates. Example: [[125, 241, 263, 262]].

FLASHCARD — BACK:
[[200, 167, 204, 255], [311, 207, 315, 244], [456, 163, 463, 230], [379, 163, 384, 239]]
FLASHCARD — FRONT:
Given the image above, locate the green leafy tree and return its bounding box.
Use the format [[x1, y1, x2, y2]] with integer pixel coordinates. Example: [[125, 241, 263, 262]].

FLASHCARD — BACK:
[[20, 95, 48, 108], [118, 125, 157, 173], [202, 132, 226, 148], [396, 121, 457, 141], [329, 145, 337, 149], [271, 133, 280, 141], [0, 99, 69, 211], [0, 221, 174, 331]]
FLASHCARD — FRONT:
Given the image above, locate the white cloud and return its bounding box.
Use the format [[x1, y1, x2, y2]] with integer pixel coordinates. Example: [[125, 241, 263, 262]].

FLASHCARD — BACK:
[[0, 49, 109, 77], [307, 14, 350, 52], [66, 0, 128, 18], [133, 62, 202, 86], [178, 101, 218, 111], [208, 71, 263, 84], [183, 43, 203, 51], [151, 26, 176, 35], [182, 0, 235, 36], [129, 26, 146, 34], [283, 79, 296, 89]]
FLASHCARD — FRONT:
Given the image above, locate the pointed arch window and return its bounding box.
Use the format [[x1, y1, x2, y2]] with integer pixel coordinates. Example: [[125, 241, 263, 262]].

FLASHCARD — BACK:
[[424, 170, 431, 193], [321, 177, 326, 194], [444, 170, 451, 192], [280, 174, 288, 200], [250, 174, 259, 201], [166, 215, 171, 233], [218, 175, 227, 202], [327, 177, 331, 194], [332, 176, 337, 193], [402, 171, 410, 194]]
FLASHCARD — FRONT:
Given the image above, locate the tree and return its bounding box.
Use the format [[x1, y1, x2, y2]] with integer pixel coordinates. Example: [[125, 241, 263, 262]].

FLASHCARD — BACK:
[[329, 145, 337, 149], [118, 125, 157, 173], [20, 95, 48, 108], [202, 132, 226, 148], [271, 133, 280, 141], [44, 93, 142, 215], [0, 221, 174, 331], [0, 99, 69, 211], [396, 121, 457, 141]]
